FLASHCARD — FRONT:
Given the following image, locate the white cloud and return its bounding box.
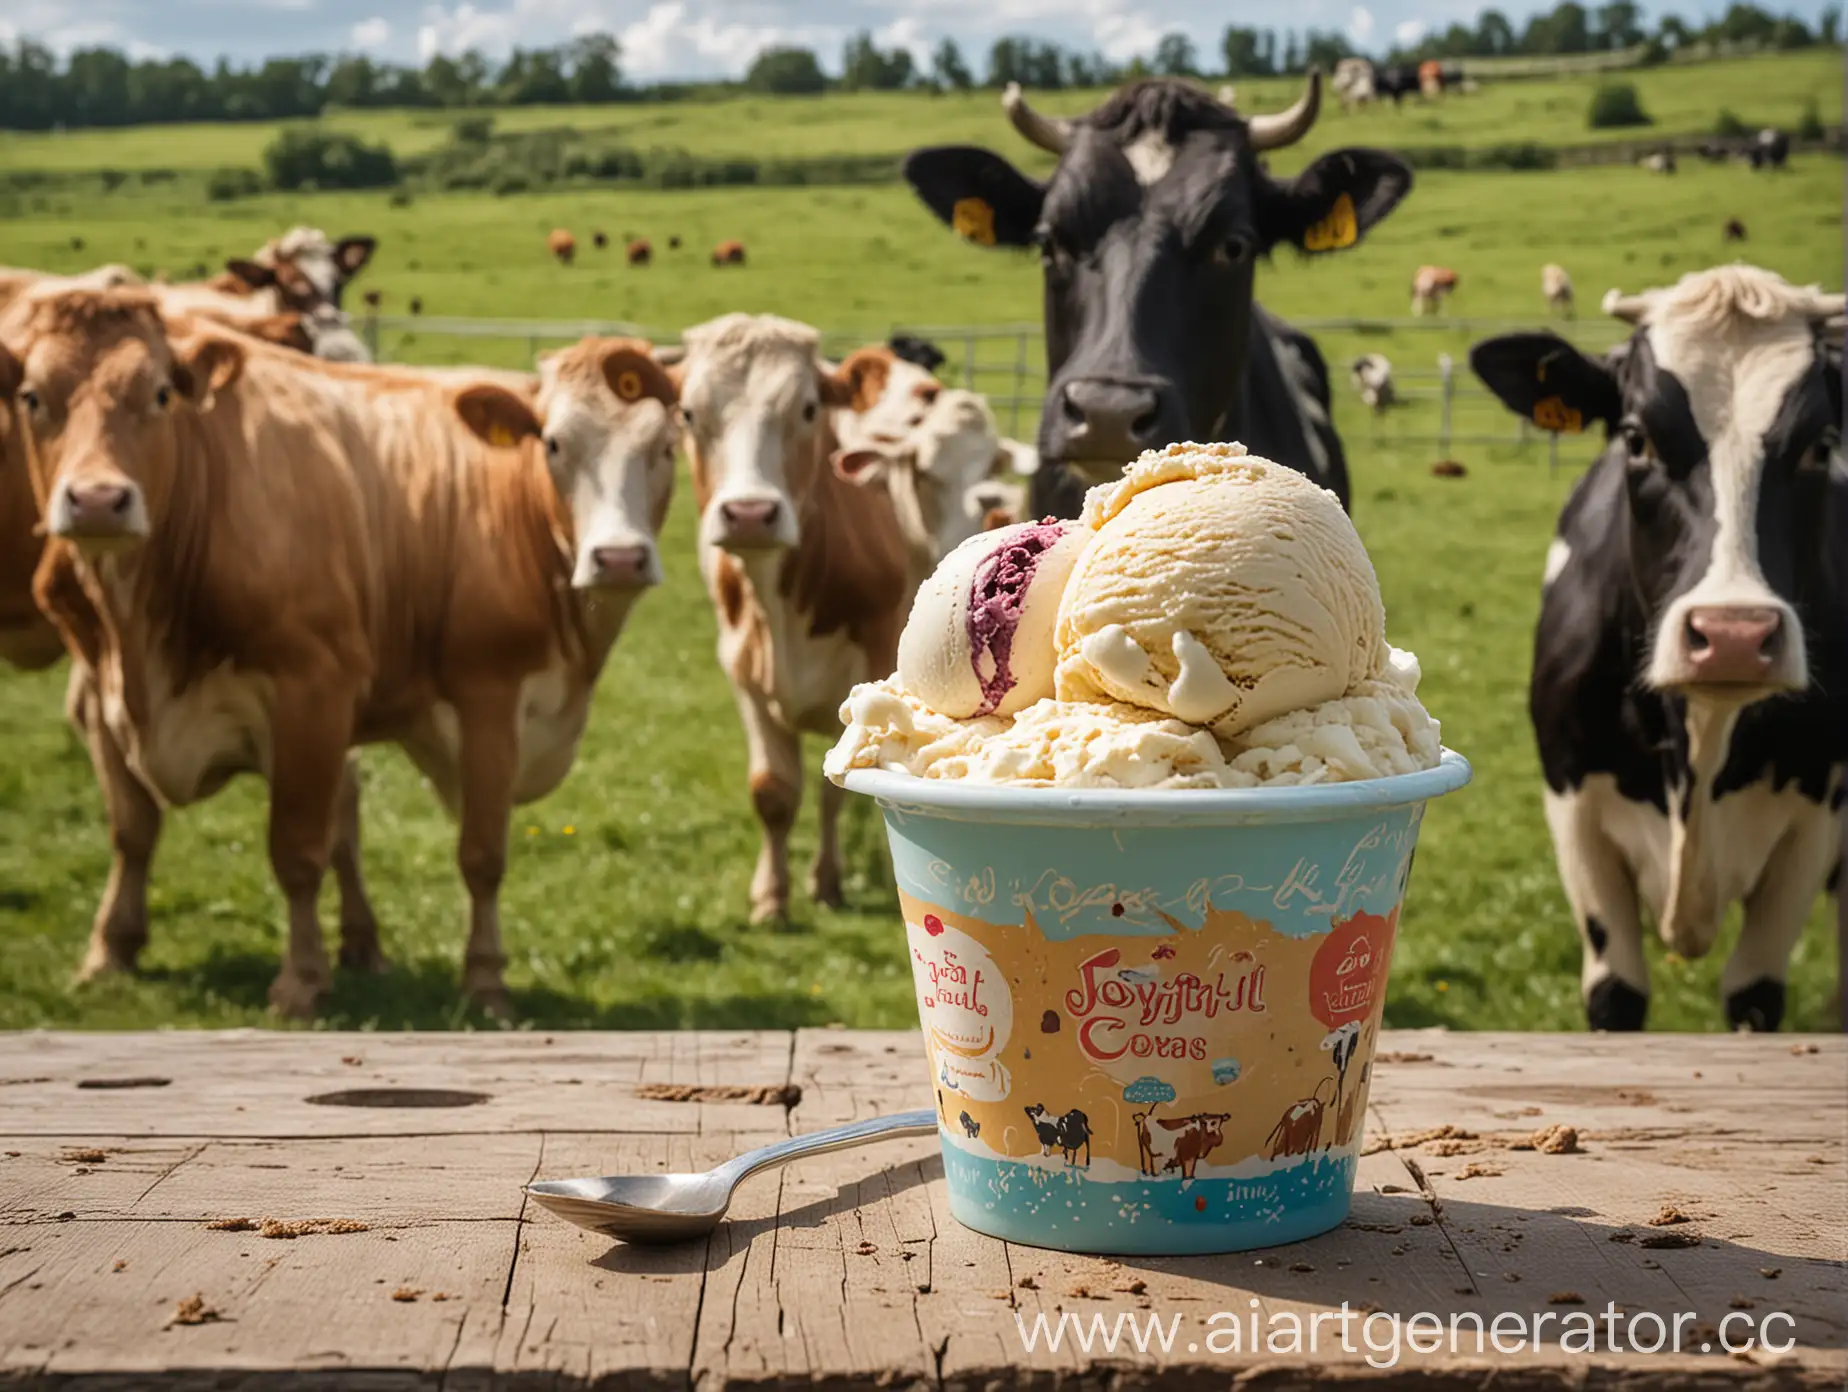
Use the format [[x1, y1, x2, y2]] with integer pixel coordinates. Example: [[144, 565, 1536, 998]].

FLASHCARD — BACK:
[[1393, 17, 1425, 45], [873, 14, 930, 69], [1347, 5, 1374, 43], [1092, 10, 1165, 61], [350, 16, 391, 49]]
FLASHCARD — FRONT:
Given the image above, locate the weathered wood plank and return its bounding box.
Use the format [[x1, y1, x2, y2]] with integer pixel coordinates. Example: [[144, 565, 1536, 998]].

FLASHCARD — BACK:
[[0, 1030, 794, 1138]]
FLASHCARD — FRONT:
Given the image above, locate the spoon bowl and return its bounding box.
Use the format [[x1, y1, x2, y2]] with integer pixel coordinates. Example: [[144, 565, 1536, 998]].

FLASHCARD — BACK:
[[525, 1108, 937, 1244]]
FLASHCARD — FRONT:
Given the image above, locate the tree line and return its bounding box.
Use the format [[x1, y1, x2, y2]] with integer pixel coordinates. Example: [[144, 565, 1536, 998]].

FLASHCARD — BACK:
[[0, 1, 1837, 131]]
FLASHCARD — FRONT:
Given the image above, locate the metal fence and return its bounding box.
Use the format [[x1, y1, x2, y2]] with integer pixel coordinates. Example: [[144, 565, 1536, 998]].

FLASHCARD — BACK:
[[359, 311, 1625, 461]]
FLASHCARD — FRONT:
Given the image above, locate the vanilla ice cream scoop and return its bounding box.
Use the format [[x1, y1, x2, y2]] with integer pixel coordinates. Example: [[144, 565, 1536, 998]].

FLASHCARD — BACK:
[[897, 519, 1089, 718], [1054, 443, 1390, 737]]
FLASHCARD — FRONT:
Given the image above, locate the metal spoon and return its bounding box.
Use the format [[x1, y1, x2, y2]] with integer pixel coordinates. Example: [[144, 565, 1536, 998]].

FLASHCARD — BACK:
[[524, 1108, 939, 1244]]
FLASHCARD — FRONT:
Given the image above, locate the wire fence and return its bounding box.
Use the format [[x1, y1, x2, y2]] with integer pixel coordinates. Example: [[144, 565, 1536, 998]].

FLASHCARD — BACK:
[[358, 312, 1626, 462]]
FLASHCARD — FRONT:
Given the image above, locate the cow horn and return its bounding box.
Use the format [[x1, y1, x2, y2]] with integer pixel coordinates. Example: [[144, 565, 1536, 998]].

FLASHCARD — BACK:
[[1601, 288, 1653, 324], [1247, 68, 1322, 151], [1805, 290, 1846, 322], [1003, 82, 1071, 155]]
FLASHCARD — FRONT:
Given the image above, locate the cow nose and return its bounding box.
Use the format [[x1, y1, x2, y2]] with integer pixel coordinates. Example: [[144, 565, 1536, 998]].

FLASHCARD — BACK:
[[66, 482, 133, 521], [1684, 605, 1782, 682], [589, 545, 651, 586], [1054, 379, 1169, 462], [718, 499, 781, 541]]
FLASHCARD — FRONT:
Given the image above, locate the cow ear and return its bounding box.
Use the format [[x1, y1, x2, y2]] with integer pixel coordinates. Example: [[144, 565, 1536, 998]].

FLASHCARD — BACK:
[[600, 344, 677, 408], [173, 336, 244, 411], [454, 384, 542, 448], [1469, 333, 1620, 434], [902, 146, 1044, 249], [333, 236, 376, 278], [832, 447, 892, 485], [828, 347, 895, 413], [223, 258, 276, 291], [1256, 148, 1413, 254]]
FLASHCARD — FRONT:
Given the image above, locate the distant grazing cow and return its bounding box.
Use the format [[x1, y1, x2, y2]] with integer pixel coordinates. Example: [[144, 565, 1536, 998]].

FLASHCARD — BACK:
[[1542, 263, 1575, 318], [1024, 1104, 1091, 1166], [672, 314, 911, 923], [1418, 59, 1444, 99], [711, 240, 746, 266], [1723, 219, 1748, 242], [592, 230, 609, 249], [549, 229, 576, 264], [1374, 64, 1421, 106], [958, 1110, 980, 1138], [669, 235, 682, 250], [905, 74, 1411, 519], [1640, 148, 1677, 174], [410, 296, 424, 315], [1697, 140, 1733, 163], [1349, 353, 1395, 413], [1331, 57, 1376, 109], [627, 239, 652, 266], [1748, 128, 1790, 170], [0, 292, 678, 1015], [1411, 265, 1459, 316], [1469, 265, 1844, 1031], [1139, 1112, 1230, 1179]]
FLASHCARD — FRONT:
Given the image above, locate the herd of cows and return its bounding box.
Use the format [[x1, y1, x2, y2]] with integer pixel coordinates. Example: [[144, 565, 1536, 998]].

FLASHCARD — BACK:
[[1, 71, 1841, 1031]]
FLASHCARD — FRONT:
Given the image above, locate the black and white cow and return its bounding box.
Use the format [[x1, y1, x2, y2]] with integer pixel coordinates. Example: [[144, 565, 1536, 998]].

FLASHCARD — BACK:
[[901, 74, 1412, 519], [1470, 265, 1845, 1031]]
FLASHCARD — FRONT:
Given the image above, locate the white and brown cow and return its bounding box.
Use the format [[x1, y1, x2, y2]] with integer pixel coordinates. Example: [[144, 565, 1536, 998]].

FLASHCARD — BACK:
[[1470, 265, 1844, 1031], [834, 382, 1035, 569], [1, 290, 674, 1015], [160, 227, 377, 362], [1541, 263, 1575, 319], [672, 313, 913, 923], [1411, 265, 1459, 317]]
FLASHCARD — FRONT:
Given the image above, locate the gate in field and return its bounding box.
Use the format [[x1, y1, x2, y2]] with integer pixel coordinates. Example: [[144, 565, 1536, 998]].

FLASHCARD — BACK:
[[359, 312, 1625, 462]]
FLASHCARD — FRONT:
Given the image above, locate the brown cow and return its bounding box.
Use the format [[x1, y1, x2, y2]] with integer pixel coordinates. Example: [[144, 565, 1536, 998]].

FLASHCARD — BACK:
[[672, 313, 910, 922], [1262, 1080, 1336, 1159], [1, 291, 676, 1015], [711, 240, 747, 266], [1410, 265, 1459, 316], [627, 239, 652, 266], [1142, 1112, 1230, 1179], [549, 229, 577, 265]]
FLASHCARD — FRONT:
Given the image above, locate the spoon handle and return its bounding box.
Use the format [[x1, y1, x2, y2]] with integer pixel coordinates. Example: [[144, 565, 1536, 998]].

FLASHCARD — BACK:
[[717, 1108, 939, 1186]]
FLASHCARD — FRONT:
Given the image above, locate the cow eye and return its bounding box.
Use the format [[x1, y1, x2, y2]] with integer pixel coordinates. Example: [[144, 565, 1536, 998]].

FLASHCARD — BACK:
[[679, 406, 694, 427], [544, 435, 560, 457], [18, 388, 40, 413], [1214, 235, 1255, 268], [802, 400, 817, 423], [154, 384, 172, 410]]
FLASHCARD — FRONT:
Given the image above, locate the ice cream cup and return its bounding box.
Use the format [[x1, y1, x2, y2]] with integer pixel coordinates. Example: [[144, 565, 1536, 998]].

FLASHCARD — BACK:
[[843, 751, 1471, 1255]]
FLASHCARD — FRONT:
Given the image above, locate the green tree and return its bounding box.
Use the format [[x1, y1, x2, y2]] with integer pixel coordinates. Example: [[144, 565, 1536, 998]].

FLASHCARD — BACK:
[[745, 46, 826, 94], [500, 47, 571, 104], [1153, 31, 1197, 76], [1821, 5, 1841, 42], [1593, 2, 1645, 48], [1475, 9, 1517, 52], [568, 33, 622, 102], [932, 38, 973, 90]]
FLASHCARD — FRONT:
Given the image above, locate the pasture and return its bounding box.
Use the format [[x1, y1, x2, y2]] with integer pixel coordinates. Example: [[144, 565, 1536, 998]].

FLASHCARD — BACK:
[[0, 62, 1840, 1032]]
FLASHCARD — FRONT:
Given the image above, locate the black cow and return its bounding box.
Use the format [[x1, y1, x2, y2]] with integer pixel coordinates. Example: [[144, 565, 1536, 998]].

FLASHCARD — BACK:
[[1748, 128, 1790, 170], [1024, 1103, 1092, 1165], [1470, 265, 1845, 1032], [902, 74, 1411, 519], [958, 1110, 981, 1138], [889, 333, 947, 374], [1374, 64, 1422, 106]]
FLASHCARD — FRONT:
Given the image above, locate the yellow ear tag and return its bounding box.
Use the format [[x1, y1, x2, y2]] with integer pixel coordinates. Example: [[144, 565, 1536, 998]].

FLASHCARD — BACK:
[[951, 197, 997, 247], [488, 424, 515, 447], [1532, 396, 1583, 433], [615, 369, 644, 401], [1301, 193, 1358, 252]]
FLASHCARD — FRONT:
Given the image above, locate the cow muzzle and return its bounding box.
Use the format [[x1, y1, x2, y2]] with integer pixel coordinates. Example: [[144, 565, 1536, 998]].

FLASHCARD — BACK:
[[1660, 603, 1805, 694], [1041, 377, 1180, 471], [708, 494, 795, 553], [51, 478, 149, 546], [577, 541, 659, 591]]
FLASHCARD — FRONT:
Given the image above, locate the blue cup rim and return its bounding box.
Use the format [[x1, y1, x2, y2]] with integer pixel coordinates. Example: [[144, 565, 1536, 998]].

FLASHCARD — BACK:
[[840, 749, 1472, 827]]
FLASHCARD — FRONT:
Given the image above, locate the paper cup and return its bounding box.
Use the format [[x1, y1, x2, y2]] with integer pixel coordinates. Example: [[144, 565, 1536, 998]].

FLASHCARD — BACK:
[[843, 751, 1471, 1255]]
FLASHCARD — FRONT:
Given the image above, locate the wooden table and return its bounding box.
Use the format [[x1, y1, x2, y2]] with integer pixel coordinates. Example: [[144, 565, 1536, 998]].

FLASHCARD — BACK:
[[0, 1030, 1841, 1389]]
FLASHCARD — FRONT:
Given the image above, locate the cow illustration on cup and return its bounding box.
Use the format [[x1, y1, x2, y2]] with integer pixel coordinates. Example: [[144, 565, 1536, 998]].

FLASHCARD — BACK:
[[1136, 1112, 1233, 1180], [1024, 1104, 1092, 1166]]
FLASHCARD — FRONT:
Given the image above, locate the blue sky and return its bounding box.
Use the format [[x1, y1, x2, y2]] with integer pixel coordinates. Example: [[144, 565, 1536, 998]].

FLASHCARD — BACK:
[[0, 0, 1834, 81]]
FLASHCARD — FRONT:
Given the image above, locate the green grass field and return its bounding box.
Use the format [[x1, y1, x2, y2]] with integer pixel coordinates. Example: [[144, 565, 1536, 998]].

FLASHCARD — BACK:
[[0, 58, 1841, 1033]]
